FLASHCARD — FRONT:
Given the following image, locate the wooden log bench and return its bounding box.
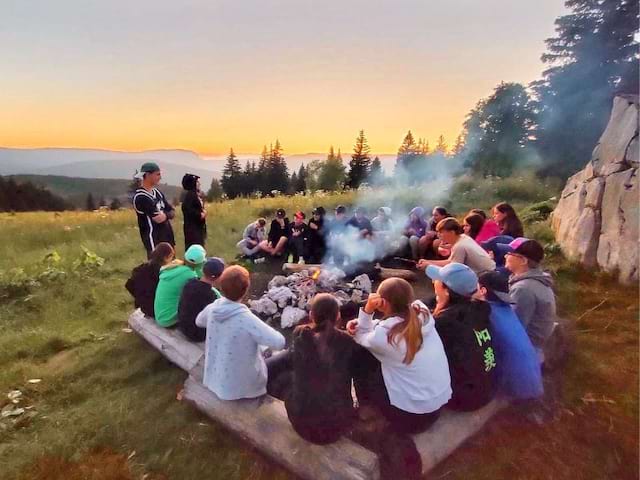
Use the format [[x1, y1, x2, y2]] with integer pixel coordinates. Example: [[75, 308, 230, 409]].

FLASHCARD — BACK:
[[128, 310, 507, 479]]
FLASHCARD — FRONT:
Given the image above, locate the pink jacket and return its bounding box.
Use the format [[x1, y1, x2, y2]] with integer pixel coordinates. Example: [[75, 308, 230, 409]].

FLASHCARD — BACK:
[[475, 220, 501, 243]]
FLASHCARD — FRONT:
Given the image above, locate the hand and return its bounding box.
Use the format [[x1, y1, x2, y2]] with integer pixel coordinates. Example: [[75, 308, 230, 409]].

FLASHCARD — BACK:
[[201, 210, 207, 219], [487, 250, 495, 259], [417, 259, 430, 270], [364, 293, 385, 315], [346, 319, 358, 336], [166, 210, 175, 220], [153, 211, 167, 223]]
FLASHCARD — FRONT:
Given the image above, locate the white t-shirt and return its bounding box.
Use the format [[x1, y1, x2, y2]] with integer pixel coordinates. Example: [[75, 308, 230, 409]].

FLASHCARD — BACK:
[[450, 234, 496, 274]]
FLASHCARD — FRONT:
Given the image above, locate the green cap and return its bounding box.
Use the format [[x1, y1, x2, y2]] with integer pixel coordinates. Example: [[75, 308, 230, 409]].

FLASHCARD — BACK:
[[184, 244, 207, 265], [140, 162, 160, 173]]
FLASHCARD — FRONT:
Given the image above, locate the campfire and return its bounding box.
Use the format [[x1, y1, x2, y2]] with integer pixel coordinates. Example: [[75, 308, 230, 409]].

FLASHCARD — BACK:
[[249, 267, 373, 329]]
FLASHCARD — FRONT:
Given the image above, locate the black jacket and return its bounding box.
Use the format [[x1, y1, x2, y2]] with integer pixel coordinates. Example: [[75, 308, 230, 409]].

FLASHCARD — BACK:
[[125, 262, 161, 317], [177, 279, 219, 342], [182, 190, 206, 248], [268, 218, 290, 245], [434, 297, 496, 411]]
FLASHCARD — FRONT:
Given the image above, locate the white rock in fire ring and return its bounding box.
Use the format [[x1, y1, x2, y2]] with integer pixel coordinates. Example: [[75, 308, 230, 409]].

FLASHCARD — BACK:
[[267, 286, 296, 309], [352, 274, 372, 294], [281, 306, 307, 329], [249, 297, 278, 316], [332, 290, 351, 306], [268, 275, 289, 289]]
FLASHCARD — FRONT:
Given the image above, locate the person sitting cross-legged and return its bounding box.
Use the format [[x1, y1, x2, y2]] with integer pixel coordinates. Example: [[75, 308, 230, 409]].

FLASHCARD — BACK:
[[177, 257, 225, 342], [195, 266, 285, 400], [236, 218, 269, 258]]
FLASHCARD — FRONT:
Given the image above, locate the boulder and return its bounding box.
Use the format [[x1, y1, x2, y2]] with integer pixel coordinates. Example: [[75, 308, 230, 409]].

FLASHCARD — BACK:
[[552, 95, 639, 284]]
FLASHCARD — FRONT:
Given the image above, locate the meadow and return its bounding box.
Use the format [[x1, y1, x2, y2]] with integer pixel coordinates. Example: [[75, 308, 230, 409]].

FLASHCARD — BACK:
[[0, 181, 637, 480]]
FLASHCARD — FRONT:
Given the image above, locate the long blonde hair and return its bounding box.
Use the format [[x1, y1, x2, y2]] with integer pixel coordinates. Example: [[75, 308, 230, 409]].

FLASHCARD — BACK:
[[378, 278, 423, 364]]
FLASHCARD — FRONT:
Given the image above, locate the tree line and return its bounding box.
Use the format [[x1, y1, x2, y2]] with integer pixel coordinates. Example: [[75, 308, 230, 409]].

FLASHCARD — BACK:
[[0, 177, 71, 212]]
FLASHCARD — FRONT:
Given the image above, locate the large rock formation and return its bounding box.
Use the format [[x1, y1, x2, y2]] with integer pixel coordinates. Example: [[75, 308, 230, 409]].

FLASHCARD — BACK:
[[552, 95, 638, 284]]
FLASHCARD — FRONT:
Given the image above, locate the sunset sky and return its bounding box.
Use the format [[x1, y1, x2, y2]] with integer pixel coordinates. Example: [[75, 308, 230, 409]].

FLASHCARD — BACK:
[[0, 0, 567, 155]]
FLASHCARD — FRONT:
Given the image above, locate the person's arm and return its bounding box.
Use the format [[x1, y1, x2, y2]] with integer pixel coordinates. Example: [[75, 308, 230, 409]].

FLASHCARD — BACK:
[[162, 193, 175, 220], [353, 309, 389, 357], [511, 285, 536, 330], [182, 192, 202, 222], [195, 303, 214, 328], [247, 313, 286, 350], [417, 258, 450, 269], [133, 194, 159, 219]]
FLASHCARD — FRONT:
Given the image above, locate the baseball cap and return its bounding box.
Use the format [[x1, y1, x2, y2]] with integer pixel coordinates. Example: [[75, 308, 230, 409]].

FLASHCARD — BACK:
[[184, 244, 207, 264], [426, 262, 478, 296], [494, 237, 530, 260], [294, 211, 306, 220], [513, 239, 544, 263], [203, 257, 225, 278], [276, 208, 286, 218], [134, 162, 160, 179], [312, 206, 325, 216], [478, 271, 511, 303], [335, 205, 347, 214]]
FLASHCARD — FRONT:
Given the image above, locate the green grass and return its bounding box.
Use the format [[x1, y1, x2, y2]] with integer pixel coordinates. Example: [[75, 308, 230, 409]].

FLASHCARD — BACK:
[[0, 185, 637, 480]]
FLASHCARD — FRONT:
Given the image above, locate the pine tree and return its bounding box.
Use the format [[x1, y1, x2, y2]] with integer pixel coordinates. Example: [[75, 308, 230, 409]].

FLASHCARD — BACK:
[[221, 148, 243, 198], [295, 164, 307, 192], [109, 198, 122, 210], [265, 139, 289, 195], [369, 156, 383, 185], [86, 193, 96, 211], [452, 134, 465, 157], [318, 146, 346, 191], [288, 172, 298, 195], [533, 0, 639, 178], [435, 135, 448, 155], [395, 130, 429, 183], [347, 130, 372, 189], [206, 178, 224, 201]]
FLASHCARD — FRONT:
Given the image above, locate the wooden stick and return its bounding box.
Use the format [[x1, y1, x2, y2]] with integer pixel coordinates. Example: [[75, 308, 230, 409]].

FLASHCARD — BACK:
[[281, 263, 418, 282]]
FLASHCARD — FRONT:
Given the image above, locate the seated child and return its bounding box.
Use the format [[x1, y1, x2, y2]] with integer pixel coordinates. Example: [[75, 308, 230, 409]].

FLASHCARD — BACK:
[[267, 294, 359, 444], [307, 207, 326, 264], [346, 206, 373, 237], [289, 211, 309, 263], [477, 271, 543, 400], [468, 208, 501, 243], [177, 257, 225, 342], [267, 209, 290, 256], [399, 207, 427, 260], [236, 218, 268, 257], [425, 263, 497, 411], [195, 266, 285, 400], [125, 242, 174, 317], [153, 244, 206, 328], [347, 278, 452, 434]]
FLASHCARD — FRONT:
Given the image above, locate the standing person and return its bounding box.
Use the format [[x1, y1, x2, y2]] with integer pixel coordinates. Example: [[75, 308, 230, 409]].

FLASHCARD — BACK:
[[418, 218, 496, 275], [177, 257, 225, 342], [267, 208, 290, 257], [236, 218, 268, 258], [307, 207, 326, 264], [125, 242, 175, 318], [195, 266, 286, 400], [153, 244, 207, 328], [425, 263, 497, 411], [266, 294, 359, 444], [504, 239, 557, 361], [132, 162, 176, 257], [346, 278, 452, 434], [399, 207, 427, 260], [181, 173, 207, 249], [492, 202, 524, 238], [476, 271, 543, 400], [289, 211, 309, 263]]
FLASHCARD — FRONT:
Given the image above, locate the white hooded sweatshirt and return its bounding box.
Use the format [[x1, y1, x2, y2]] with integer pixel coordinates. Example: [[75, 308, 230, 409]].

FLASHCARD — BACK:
[[354, 300, 452, 414], [196, 297, 286, 400]]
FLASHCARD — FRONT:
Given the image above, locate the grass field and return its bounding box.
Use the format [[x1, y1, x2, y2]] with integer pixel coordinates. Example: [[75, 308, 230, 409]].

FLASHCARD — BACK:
[[0, 186, 637, 480]]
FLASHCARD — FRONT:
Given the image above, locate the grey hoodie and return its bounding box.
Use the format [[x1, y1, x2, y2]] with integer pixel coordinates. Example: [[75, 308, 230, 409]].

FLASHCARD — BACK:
[[195, 297, 285, 400], [509, 268, 557, 348]]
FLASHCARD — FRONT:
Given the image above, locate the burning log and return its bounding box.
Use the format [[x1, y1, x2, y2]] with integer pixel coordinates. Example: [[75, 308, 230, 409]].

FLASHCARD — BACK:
[[281, 263, 418, 282]]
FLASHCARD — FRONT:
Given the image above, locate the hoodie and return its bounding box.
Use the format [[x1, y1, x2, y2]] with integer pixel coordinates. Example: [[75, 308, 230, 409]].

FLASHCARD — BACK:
[[354, 301, 452, 414], [196, 297, 286, 400], [509, 268, 557, 348], [153, 261, 199, 327]]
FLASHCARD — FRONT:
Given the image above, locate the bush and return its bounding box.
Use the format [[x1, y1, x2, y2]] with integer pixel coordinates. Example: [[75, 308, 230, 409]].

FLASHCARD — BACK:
[[520, 199, 557, 224]]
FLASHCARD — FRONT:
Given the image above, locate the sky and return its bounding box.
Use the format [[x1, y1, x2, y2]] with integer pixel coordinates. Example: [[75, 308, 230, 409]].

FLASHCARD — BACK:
[[0, 0, 568, 155]]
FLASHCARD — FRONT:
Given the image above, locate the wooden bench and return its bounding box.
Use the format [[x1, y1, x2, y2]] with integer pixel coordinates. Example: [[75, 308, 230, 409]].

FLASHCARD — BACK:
[[129, 310, 507, 479]]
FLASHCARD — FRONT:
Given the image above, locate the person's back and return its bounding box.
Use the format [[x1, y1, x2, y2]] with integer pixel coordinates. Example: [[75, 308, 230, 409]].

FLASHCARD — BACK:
[[196, 266, 285, 400], [509, 268, 556, 348], [125, 261, 161, 317], [285, 328, 357, 443], [177, 279, 217, 341], [450, 234, 496, 275], [154, 262, 199, 327], [434, 296, 496, 411]]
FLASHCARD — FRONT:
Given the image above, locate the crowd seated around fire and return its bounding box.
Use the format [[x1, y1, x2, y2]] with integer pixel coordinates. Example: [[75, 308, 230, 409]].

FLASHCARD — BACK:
[[126, 198, 556, 451]]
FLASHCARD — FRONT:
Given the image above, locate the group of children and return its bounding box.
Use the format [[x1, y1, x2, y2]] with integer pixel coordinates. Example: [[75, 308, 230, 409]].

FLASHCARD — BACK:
[[126, 198, 557, 459]]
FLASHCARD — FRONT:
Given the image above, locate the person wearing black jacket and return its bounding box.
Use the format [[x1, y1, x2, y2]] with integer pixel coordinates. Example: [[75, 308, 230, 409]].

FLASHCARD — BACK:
[[307, 207, 326, 263], [289, 211, 309, 263], [346, 206, 373, 237], [125, 242, 175, 317], [177, 257, 224, 342], [267, 208, 290, 256], [426, 262, 497, 411], [181, 173, 207, 249]]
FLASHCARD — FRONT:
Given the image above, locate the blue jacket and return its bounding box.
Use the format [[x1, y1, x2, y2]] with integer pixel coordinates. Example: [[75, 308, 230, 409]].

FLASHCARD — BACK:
[[487, 301, 543, 400]]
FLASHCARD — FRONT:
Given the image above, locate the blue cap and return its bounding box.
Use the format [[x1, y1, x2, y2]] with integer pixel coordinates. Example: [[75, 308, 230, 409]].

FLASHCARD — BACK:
[[426, 262, 478, 296], [203, 257, 225, 278]]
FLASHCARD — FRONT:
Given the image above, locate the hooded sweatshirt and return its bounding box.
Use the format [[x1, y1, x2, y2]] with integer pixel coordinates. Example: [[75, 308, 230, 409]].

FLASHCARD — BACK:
[[405, 207, 427, 238], [153, 261, 199, 327], [195, 297, 286, 400], [509, 268, 557, 348], [354, 301, 452, 414]]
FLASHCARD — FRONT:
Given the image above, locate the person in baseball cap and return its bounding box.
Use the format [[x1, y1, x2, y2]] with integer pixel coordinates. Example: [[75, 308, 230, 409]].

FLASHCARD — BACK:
[[426, 262, 497, 412], [177, 256, 225, 342]]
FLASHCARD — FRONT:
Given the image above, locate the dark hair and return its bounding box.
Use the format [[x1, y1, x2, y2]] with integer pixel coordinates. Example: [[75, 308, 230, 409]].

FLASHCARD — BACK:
[[335, 205, 347, 215], [308, 293, 340, 333], [220, 265, 250, 301], [493, 202, 523, 237], [463, 213, 485, 239], [433, 206, 449, 217], [181, 173, 199, 191], [436, 217, 464, 235], [469, 208, 487, 219], [149, 242, 174, 266], [257, 218, 267, 227]]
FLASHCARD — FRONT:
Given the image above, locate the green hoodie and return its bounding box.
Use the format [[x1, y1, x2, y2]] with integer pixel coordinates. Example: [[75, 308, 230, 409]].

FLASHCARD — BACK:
[[154, 261, 200, 327]]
